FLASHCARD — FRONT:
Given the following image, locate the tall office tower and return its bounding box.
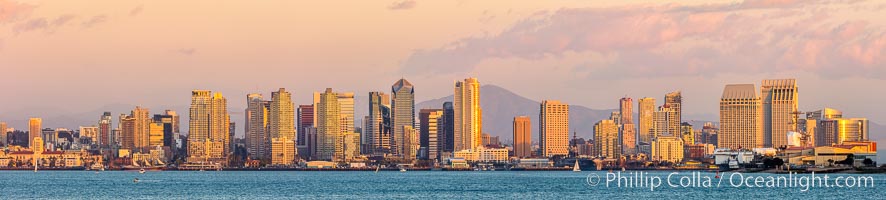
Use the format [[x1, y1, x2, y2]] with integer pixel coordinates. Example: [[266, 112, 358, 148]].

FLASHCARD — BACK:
[[120, 116, 136, 150], [297, 104, 314, 155], [0, 122, 6, 146], [512, 116, 531, 158], [187, 90, 231, 163], [619, 97, 636, 155], [229, 122, 236, 152], [337, 92, 355, 134], [652, 106, 675, 139], [131, 106, 152, 151], [245, 93, 268, 159], [761, 79, 798, 148], [440, 102, 455, 153], [391, 79, 415, 157], [367, 92, 391, 154], [664, 91, 682, 136], [419, 109, 443, 160], [317, 88, 342, 161], [166, 110, 180, 137], [594, 119, 620, 158], [270, 88, 295, 140], [99, 112, 112, 149], [638, 98, 655, 145], [454, 78, 482, 151], [29, 118, 42, 148], [153, 113, 177, 148], [651, 135, 684, 163], [149, 122, 164, 147], [270, 137, 295, 165], [680, 122, 694, 145], [539, 100, 569, 157], [719, 84, 762, 149], [270, 88, 296, 160], [809, 108, 869, 146]]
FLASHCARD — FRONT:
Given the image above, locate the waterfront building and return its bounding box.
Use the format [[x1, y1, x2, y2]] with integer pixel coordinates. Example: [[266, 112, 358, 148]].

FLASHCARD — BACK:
[[540, 100, 569, 157], [29, 118, 42, 148], [440, 102, 455, 153], [651, 135, 684, 163], [297, 104, 314, 157], [367, 92, 391, 155], [761, 79, 799, 148], [513, 116, 531, 158], [342, 132, 361, 161], [453, 147, 509, 163], [454, 78, 482, 151], [120, 116, 135, 150], [153, 111, 179, 149], [270, 88, 295, 140], [270, 137, 295, 165], [391, 79, 415, 158], [0, 122, 6, 147], [99, 112, 113, 149], [594, 119, 620, 158], [719, 84, 763, 149], [187, 90, 231, 164], [149, 122, 164, 147], [246, 94, 269, 159]]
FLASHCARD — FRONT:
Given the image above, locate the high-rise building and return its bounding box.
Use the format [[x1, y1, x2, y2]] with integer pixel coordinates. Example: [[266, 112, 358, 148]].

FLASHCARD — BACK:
[[342, 132, 361, 161], [808, 108, 869, 146], [594, 119, 620, 158], [131, 106, 151, 151], [651, 135, 684, 163], [638, 98, 655, 145], [512, 116, 531, 158], [297, 104, 314, 154], [665, 91, 682, 136], [440, 102, 455, 153], [246, 93, 269, 159], [420, 109, 443, 160], [270, 137, 295, 165], [391, 79, 415, 158], [652, 106, 675, 139], [454, 78, 482, 151], [0, 122, 6, 147], [80, 126, 99, 145], [120, 116, 136, 150], [400, 126, 418, 160], [619, 97, 636, 155], [99, 112, 113, 149], [269, 88, 296, 161], [539, 100, 569, 157], [187, 90, 231, 163], [149, 122, 164, 147], [680, 122, 694, 145], [719, 84, 762, 149], [367, 92, 391, 155], [152, 112, 178, 148], [337, 92, 355, 134], [317, 88, 342, 161], [29, 118, 42, 148], [761, 79, 798, 148]]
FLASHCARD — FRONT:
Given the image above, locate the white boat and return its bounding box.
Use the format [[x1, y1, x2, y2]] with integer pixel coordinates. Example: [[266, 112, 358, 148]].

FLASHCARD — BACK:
[[139, 168, 146, 174], [621, 167, 626, 172], [573, 160, 581, 172], [375, 165, 380, 173], [400, 168, 406, 172]]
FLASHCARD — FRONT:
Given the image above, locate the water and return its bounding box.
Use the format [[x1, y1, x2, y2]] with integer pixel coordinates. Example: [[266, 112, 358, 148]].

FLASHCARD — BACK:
[[1, 171, 884, 199]]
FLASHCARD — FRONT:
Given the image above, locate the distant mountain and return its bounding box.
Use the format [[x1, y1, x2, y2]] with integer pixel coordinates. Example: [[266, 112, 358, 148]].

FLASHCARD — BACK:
[[416, 85, 614, 143]]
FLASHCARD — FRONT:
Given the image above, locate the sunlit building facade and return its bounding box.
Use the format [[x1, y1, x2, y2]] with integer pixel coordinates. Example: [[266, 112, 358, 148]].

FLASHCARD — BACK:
[[761, 79, 798, 148], [540, 100, 569, 157], [719, 84, 763, 149]]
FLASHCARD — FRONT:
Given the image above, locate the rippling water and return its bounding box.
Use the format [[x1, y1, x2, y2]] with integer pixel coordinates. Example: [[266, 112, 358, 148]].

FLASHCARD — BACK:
[[1, 171, 883, 199]]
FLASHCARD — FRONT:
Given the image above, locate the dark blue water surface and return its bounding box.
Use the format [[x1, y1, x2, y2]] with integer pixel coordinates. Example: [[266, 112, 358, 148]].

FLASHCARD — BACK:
[[0, 171, 883, 199]]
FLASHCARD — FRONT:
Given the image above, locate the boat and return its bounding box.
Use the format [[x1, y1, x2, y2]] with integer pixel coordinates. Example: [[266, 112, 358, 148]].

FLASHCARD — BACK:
[[621, 167, 625, 172], [400, 168, 407, 172], [375, 165, 380, 173], [573, 160, 581, 172], [133, 178, 140, 183], [139, 168, 146, 174]]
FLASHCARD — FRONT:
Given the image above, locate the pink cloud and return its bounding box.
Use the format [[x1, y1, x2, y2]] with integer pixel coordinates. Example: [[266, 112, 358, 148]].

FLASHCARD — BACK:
[[402, 0, 886, 79], [0, 0, 36, 24], [388, 0, 416, 10]]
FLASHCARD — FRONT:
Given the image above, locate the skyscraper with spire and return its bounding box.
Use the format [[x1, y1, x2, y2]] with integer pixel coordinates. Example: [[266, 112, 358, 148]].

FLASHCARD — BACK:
[[391, 78, 415, 158], [454, 78, 481, 151]]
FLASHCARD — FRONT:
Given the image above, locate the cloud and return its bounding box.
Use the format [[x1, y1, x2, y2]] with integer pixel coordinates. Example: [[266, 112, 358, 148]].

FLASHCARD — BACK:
[[177, 48, 197, 55], [0, 0, 36, 24], [388, 0, 416, 10], [81, 15, 108, 28], [400, 0, 886, 79], [12, 18, 47, 34], [130, 5, 143, 16], [52, 14, 76, 26]]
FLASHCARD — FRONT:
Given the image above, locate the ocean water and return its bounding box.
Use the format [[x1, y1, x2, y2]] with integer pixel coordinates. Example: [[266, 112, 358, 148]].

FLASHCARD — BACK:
[[0, 171, 883, 199]]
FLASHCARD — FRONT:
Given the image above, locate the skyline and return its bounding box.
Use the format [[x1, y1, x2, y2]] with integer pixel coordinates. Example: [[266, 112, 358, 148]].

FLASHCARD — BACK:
[[2, 0, 885, 129]]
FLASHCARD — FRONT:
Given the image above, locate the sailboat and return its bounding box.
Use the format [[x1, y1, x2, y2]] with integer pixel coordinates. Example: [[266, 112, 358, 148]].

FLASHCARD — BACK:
[[573, 160, 581, 172], [375, 165, 380, 173]]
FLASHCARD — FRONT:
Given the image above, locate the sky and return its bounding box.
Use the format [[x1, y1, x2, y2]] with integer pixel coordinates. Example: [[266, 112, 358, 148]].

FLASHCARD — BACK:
[[1, 0, 885, 129]]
